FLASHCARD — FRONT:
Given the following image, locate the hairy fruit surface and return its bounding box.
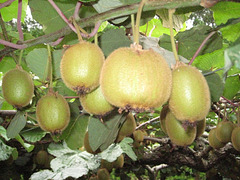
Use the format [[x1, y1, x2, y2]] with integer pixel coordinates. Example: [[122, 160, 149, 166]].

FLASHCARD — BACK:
[[36, 91, 70, 133], [231, 126, 240, 151], [216, 121, 234, 143], [118, 113, 136, 137], [208, 128, 226, 149], [100, 47, 172, 112], [2, 67, 34, 108], [169, 63, 210, 122], [60, 41, 104, 94]]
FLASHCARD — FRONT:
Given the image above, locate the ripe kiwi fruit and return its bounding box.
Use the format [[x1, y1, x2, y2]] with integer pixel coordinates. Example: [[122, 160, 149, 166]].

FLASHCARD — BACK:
[[196, 118, 206, 138], [100, 46, 172, 112], [231, 126, 240, 151], [165, 111, 197, 146], [133, 130, 144, 142], [36, 90, 70, 133], [2, 67, 34, 108], [208, 128, 226, 149], [79, 86, 114, 116], [216, 121, 234, 143], [169, 62, 210, 122], [112, 154, 124, 169], [118, 113, 136, 137], [97, 168, 110, 180], [36, 150, 48, 166], [101, 159, 113, 171], [60, 41, 104, 94]]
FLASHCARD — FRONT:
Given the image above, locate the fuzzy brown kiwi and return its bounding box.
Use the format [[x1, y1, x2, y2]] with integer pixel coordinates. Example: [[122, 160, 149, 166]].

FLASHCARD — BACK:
[[101, 159, 113, 172], [196, 118, 206, 138], [118, 113, 136, 137], [208, 128, 226, 149], [112, 154, 124, 169], [36, 90, 70, 133], [216, 121, 234, 143], [133, 130, 144, 142], [165, 111, 197, 146], [231, 126, 240, 151], [60, 41, 104, 95], [100, 46, 172, 113], [36, 150, 48, 166], [97, 168, 110, 180], [2, 67, 34, 109], [169, 62, 210, 122]]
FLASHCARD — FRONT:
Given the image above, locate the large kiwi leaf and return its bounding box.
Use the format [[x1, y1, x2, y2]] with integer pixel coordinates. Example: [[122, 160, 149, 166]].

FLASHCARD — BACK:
[[88, 110, 127, 152]]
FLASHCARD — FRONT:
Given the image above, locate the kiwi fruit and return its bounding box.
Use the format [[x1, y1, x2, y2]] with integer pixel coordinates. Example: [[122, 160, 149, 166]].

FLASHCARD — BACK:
[[133, 130, 144, 142], [2, 67, 34, 108], [160, 105, 169, 134], [97, 168, 110, 180], [169, 63, 210, 122], [231, 126, 240, 151], [101, 159, 113, 171], [80, 86, 114, 116], [165, 111, 197, 146], [118, 113, 136, 137], [208, 128, 226, 149], [36, 91, 70, 133], [112, 154, 124, 169], [196, 118, 206, 138], [216, 121, 234, 143], [100, 46, 172, 112], [60, 41, 104, 94], [36, 150, 48, 166], [84, 131, 98, 154], [89, 175, 98, 180], [115, 134, 125, 143]]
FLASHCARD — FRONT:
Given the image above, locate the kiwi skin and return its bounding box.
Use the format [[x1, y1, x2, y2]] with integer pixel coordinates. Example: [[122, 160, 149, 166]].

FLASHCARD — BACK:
[[208, 128, 226, 149], [97, 168, 110, 180], [2, 67, 34, 108], [36, 150, 48, 166], [112, 154, 124, 169], [216, 121, 234, 143], [165, 111, 197, 146], [169, 63, 210, 122], [196, 118, 206, 138], [133, 130, 144, 142], [231, 126, 240, 151], [118, 113, 136, 137], [60, 41, 104, 94]]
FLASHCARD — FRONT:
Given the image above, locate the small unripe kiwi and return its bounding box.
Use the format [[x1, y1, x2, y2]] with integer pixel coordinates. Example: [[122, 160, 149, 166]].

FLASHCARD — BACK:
[[101, 159, 113, 171], [231, 126, 240, 151], [216, 121, 234, 143], [89, 175, 98, 180], [60, 41, 104, 94], [165, 111, 197, 146], [113, 154, 124, 169], [79, 86, 114, 116], [36, 91, 70, 133], [2, 67, 34, 108], [118, 113, 136, 137], [100, 46, 172, 112], [133, 130, 144, 142], [84, 131, 98, 154], [208, 128, 226, 149], [196, 118, 206, 138], [97, 168, 110, 180], [36, 150, 48, 166], [169, 63, 210, 122]]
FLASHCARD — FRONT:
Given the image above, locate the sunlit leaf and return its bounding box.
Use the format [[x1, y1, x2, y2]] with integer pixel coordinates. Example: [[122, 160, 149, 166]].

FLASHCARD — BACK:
[[20, 127, 47, 143]]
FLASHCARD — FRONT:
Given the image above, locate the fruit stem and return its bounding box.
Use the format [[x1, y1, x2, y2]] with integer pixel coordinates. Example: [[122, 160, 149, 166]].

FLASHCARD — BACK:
[[47, 44, 53, 89], [18, 49, 23, 66], [131, 14, 136, 43], [134, 0, 147, 45], [94, 32, 98, 46], [168, 9, 179, 62], [71, 17, 83, 42]]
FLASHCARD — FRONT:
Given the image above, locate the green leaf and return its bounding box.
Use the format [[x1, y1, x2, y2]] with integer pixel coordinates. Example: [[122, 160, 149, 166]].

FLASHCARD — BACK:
[[20, 127, 47, 143], [0, 139, 14, 161], [30, 170, 54, 180], [223, 75, 240, 100], [193, 48, 225, 71], [211, 1, 240, 25], [29, 0, 77, 34], [55, 80, 77, 97], [7, 111, 26, 139], [0, 125, 10, 141], [99, 28, 131, 57], [64, 115, 89, 150], [175, 26, 223, 60], [15, 134, 34, 152], [48, 142, 79, 157], [88, 111, 127, 152], [204, 72, 224, 102], [0, 0, 28, 22], [100, 144, 123, 162], [224, 44, 240, 76], [26, 48, 63, 81], [119, 137, 137, 161], [0, 57, 16, 74]]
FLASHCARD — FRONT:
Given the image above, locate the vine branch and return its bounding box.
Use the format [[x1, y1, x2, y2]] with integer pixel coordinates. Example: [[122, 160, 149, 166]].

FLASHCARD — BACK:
[[0, 0, 15, 9], [17, 0, 23, 41]]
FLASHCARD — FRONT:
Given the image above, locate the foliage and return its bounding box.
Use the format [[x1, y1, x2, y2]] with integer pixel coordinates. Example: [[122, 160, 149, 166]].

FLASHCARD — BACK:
[[0, 0, 240, 180]]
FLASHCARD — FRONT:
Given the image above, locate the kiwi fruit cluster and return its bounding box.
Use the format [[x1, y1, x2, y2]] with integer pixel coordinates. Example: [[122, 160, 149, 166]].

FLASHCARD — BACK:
[[208, 120, 240, 151], [2, 66, 34, 109]]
